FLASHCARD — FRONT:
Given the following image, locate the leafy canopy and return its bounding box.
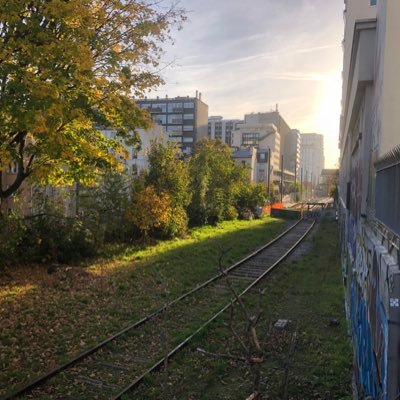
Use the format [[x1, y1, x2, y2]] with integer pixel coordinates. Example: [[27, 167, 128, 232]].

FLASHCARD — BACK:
[[0, 0, 185, 199]]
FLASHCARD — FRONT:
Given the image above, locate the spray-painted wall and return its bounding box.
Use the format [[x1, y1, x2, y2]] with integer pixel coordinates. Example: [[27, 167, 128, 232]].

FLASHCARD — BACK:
[[339, 1, 400, 398]]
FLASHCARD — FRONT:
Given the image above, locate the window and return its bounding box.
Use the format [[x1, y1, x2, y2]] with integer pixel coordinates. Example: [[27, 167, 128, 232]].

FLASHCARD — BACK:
[[168, 114, 183, 124], [166, 126, 182, 135], [242, 132, 260, 146], [184, 114, 194, 120], [370, 0, 377, 5], [152, 103, 166, 112], [184, 102, 194, 108], [183, 137, 194, 143], [168, 103, 183, 112], [183, 125, 194, 132], [153, 114, 166, 124]]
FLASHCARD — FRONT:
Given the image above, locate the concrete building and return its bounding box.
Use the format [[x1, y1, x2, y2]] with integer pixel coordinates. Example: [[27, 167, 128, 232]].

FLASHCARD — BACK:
[[285, 129, 301, 174], [339, 1, 400, 398], [232, 122, 281, 183], [208, 116, 243, 146], [232, 148, 258, 183], [300, 133, 325, 185], [99, 125, 167, 174], [137, 92, 208, 156], [244, 111, 291, 158]]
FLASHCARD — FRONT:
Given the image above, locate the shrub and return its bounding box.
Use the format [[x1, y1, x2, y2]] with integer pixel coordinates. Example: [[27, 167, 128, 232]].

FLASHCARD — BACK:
[[0, 213, 26, 268]]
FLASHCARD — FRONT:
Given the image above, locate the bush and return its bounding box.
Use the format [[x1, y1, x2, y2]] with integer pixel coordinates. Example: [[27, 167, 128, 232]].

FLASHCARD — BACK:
[[0, 213, 26, 268], [21, 214, 96, 264], [235, 183, 266, 216]]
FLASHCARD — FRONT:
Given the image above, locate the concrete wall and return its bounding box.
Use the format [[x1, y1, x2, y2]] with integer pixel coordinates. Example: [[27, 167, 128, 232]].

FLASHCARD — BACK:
[[339, 1, 400, 398]]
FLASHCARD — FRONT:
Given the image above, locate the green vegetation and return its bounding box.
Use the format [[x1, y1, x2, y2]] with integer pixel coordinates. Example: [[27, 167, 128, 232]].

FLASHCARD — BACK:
[[0, 216, 285, 397], [133, 222, 351, 400]]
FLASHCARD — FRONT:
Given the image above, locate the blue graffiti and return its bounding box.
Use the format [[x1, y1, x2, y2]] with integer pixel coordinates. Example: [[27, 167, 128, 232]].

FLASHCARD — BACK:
[[350, 281, 387, 399]]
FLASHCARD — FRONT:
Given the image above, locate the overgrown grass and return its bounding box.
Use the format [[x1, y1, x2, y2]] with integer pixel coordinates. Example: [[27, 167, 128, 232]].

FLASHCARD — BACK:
[[0, 216, 285, 397], [133, 221, 352, 399]]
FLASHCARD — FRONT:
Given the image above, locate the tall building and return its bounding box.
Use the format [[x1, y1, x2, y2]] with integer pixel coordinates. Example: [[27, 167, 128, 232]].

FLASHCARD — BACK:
[[300, 133, 324, 185], [232, 122, 281, 185], [339, 0, 400, 398], [244, 111, 291, 158], [285, 129, 301, 174], [137, 92, 208, 156], [208, 116, 243, 146]]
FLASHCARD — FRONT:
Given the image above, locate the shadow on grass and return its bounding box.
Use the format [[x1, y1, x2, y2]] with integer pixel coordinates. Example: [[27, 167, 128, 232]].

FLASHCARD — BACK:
[[0, 217, 286, 398]]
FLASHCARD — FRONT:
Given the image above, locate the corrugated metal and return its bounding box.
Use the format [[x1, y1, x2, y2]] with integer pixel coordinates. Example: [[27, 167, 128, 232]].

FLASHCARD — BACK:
[[376, 162, 400, 236]]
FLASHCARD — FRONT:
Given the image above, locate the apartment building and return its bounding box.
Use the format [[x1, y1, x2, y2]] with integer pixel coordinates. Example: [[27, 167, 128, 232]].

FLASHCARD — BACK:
[[99, 125, 167, 175], [285, 129, 301, 174], [300, 133, 325, 185], [244, 111, 290, 155], [137, 92, 208, 156], [339, 0, 400, 398], [208, 116, 243, 146]]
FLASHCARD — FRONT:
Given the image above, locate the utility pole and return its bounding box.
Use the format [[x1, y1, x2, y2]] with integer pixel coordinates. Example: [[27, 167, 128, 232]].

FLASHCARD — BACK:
[[294, 162, 297, 202], [280, 154, 284, 204], [300, 167, 303, 202], [267, 148, 271, 200]]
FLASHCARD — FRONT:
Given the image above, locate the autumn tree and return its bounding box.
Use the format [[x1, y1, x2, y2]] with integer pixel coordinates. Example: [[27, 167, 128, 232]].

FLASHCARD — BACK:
[[0, 0, 185, 202]]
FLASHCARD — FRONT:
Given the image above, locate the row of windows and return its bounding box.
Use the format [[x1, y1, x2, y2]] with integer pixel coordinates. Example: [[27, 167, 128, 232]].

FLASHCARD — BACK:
[[140, 102, 194, 112], [153, 114, 194, 124]]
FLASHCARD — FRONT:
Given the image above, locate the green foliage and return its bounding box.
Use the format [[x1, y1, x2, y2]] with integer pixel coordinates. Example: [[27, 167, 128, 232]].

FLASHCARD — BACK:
[[0, 213, 26, 268], [79, 172, 132, 243], [146, 141, 191, 208], [235, 183, 266, 216], [188, 138, 247, 225], [0, 0, 186, 200], [21, 199, 95, 264]]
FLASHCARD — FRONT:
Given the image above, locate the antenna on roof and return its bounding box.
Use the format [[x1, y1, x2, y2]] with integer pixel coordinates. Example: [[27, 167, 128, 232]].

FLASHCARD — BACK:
[[276, 103, 279, 112]]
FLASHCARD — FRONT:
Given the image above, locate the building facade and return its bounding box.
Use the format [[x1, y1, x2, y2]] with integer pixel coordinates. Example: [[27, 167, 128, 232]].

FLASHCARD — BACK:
[[208, 116, 243, 146], [285, 129, 301, 174], [99, 125, 167, 175], [300, 133, 325, 185], [339, 0, 400, 398], [137, 92, 208, 156]]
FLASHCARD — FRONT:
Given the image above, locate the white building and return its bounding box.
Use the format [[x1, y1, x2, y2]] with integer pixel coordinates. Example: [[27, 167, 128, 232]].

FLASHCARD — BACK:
[[339, 0, 400, 398], [100, 124, 167, 174], [300, 133, 324, 185], [208, 116, 243, 146]]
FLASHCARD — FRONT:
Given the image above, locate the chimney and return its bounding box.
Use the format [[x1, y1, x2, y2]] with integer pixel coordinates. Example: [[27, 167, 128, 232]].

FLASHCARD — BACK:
[[166, 94, 168, 99], [195, 90, 198, 99], [276, 103, 279, 112], [156, 96, 159, 99], [199, 92, 202, 101]]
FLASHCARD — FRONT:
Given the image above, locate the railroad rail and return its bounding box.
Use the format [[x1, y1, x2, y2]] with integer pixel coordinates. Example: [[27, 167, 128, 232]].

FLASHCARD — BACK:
[[3, 219, 315, 400]]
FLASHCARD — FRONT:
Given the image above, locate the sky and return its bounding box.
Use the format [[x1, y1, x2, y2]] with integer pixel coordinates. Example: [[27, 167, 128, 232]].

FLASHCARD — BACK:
[[151, 0, 345, 168]]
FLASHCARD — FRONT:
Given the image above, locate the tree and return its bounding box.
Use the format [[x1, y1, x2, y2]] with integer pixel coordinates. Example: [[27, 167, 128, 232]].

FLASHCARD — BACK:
[[188, 138, 246, 225], [235, 183, 266, 215], [0, 0, 185, 202], [146, 141, 191, 208], [126, 185, 172, 239]]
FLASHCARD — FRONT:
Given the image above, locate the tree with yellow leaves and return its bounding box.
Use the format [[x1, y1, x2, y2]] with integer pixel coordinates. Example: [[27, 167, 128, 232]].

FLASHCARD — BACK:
[[0, 0, 185, 201]]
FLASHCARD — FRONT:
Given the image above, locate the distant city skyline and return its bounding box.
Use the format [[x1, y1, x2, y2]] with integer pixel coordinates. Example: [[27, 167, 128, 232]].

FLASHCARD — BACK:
[[148, 0, 344, 168]]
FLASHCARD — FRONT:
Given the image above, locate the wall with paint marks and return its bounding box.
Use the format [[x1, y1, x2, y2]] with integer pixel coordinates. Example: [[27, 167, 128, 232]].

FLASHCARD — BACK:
[[339, 1, 400, 398]]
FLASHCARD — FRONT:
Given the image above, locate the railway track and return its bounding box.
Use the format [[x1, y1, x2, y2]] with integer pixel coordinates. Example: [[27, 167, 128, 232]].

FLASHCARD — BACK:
[[3, 219, 315, 400]]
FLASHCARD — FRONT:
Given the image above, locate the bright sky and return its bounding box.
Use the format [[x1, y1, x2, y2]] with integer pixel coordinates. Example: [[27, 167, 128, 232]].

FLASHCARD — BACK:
[[152, 0, 344, 168]]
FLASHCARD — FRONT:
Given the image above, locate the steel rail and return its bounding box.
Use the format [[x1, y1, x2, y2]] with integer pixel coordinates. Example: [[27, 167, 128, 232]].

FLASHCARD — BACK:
[[3, 218, 304, 400], [111, 219, 316, 399]]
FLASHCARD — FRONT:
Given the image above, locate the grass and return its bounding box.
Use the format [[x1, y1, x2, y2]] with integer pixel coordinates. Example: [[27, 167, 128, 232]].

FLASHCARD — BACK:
[[132, 221, 352, 400], [0, 216, 285, 398]]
